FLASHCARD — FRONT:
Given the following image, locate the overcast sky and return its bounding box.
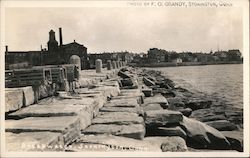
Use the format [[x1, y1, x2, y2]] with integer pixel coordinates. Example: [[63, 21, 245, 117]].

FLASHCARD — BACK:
[[5, 7, 242, 53]]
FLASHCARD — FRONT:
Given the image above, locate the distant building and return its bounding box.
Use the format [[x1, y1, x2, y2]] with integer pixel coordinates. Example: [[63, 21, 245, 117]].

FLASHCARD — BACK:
[[88, 51, 133, 68], [172, 58, 182, 63], [148, 48, 166, 63], [5, 28, 89, 70]]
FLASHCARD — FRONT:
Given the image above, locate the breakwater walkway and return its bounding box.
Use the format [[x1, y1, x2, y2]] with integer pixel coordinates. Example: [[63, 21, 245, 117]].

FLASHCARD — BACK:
[[5, 66, 243, 152]]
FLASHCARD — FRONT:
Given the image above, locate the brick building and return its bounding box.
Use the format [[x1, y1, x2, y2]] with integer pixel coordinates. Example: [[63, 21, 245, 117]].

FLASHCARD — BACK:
[[5, 28, 89, 70]]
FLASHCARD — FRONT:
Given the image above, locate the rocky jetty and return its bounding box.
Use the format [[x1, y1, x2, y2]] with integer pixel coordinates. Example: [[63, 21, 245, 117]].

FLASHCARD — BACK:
[[5, 66, 243, 152]]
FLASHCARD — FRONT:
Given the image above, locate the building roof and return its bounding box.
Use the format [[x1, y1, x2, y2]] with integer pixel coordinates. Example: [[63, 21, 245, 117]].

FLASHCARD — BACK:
[[61, 41, 86, 48]]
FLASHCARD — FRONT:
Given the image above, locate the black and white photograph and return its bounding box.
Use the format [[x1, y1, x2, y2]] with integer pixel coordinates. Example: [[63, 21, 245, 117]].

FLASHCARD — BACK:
[[0, 0, 249, 157]]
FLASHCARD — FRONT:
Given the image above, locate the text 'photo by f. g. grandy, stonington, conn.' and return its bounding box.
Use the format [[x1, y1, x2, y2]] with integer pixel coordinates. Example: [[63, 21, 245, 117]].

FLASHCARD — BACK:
[[2, 0, 249, 157]]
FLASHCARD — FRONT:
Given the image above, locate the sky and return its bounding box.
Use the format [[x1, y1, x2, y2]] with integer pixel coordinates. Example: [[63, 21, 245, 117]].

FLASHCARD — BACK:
[[5, 7, 243, 53]]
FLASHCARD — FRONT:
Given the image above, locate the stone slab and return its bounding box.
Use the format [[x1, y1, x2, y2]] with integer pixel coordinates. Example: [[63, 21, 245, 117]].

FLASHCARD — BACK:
[[91, 85, 120, 98], [143, 94, 168, 106], [144, 136, 188, 152], [106, 98, 139, 107], [146, 126, 187, 139], [92, 112, 144, 125], [99, 106, 143, 115], [83, 124, 145, 140], [142, 103, 163, 111], [120, 89, 142, 96], [5, 116, 81, 145], [5, 89, 23, 112], [5, 132, 64, 151], [180, 116, 230, 149], [69, 134, 161, 152], [6, 86, 35, 107], [8, 103, 95, 131], [206, 120, 238, 131], [145, 110, 183, 127]]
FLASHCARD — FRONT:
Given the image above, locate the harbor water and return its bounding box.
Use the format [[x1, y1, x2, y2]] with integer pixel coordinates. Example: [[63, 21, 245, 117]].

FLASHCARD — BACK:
[[148, 64, 243, 109]]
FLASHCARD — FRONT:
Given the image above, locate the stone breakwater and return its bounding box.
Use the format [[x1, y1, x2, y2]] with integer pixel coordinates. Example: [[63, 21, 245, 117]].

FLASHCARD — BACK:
[[5, 67, 243, 152]]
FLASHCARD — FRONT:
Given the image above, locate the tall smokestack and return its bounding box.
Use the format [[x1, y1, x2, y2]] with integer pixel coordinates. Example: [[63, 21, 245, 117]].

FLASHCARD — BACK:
[[59, 27, 63, 46], [5, 45, 8, 53]]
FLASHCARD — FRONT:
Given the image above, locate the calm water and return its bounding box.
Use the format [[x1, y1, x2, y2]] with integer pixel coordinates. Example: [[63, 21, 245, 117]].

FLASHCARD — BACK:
[[148, 64, 243, 109]]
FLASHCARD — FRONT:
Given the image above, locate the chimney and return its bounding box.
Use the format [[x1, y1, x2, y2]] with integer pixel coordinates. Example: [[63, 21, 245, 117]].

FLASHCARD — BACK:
[[5, 45, 8, 53], [59, 27, 63, 46]]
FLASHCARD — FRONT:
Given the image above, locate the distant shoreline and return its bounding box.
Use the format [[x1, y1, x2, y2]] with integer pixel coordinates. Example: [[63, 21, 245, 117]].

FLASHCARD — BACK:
[[130, 61, 243, 67]]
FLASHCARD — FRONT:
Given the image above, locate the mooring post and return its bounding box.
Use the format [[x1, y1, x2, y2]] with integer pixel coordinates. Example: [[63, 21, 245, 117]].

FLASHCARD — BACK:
[[95, 59, 102, 73], [112, 61, 117, 69], [107, 60, 112, 70]]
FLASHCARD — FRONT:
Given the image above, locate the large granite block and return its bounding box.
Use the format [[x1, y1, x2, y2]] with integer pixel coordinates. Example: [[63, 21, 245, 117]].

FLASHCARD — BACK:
[[106, 98, 139, 107], [83, 124, 145, 140], [5, 116, 81, 145], [8, 103, 95, 131], [145, 110, 183, 127], [5, 132, 64, 151], [5, 89, 23, 112], [91, 112, 144, 125], [69, 134, 161, 152]]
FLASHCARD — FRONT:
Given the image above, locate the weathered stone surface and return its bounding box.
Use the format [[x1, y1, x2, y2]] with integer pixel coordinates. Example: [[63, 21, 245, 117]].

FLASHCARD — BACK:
[[146, 126, 187, 140], [121, 78, 139, 89], [5, 89, 23, 112], [144, 136, 188, 152], [205, 120, 238, 131], [186, 99, 212, 110], [143, 77, 156, 86], [7, 103, 96, 131], [221, 131, 243, 152], [83, 124, 145, 140], [190, 108, 227, 122], [143, 94, 168, 107], [5, 116, 81, 145], [179, 116, 230, 149], [118, 71, 131, 78], [91, 112, 144, 125], [5, 132, 64, 151], [179, 108, 192, 117], [112, 95, 143, 105], [145, 110, 183, 127], [153, 88, 176, 98], [142, 103, 163, 111], [120, 89, 141, 96], [120, 78, 134, 87], [100, 106, 143, 115], [106, 98, 139, 107], [167, 97, 185, 109], [78, 78, 98, 88], [70, 134, 161, 152], [7, 86, 35, 106], [142, 88, 152, 97], [91, 85, 120, 98]]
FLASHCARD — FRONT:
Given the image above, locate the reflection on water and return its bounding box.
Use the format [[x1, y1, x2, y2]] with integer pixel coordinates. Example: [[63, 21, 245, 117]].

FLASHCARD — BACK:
[[148, 64, 243, 109]]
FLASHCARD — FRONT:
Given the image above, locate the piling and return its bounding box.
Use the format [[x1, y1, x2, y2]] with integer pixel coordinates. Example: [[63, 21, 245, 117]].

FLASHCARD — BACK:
[[107, 60, 112, 70], [95, 59, 102, 73], [112, 61, 117, 69]]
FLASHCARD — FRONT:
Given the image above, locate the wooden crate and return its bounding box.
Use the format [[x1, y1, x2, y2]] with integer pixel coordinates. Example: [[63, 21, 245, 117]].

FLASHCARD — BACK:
[[5, 68, 52, 88]]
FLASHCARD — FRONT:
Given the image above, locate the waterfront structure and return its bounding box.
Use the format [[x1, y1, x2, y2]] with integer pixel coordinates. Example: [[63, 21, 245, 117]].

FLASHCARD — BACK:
[[148, 48, 166, 63], [172, 58, 182, 63], [5, 28, 90, 70], [88, 51, 133, 68]]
